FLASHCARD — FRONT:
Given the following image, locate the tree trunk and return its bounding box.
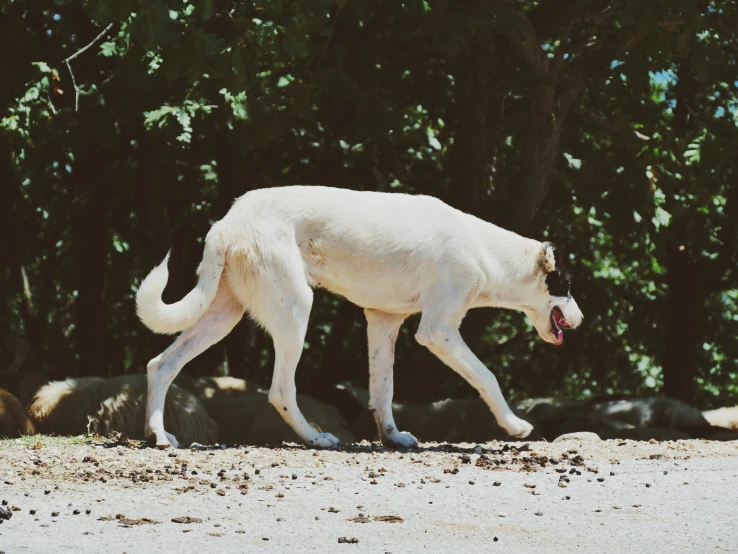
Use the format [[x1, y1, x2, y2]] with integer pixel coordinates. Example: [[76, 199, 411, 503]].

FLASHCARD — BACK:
[[0, 141, 16, 337], [134, 129, 173, 269], [661, 56, 701, 402], [502, 93, 562, 234], [661, 242, 709, 402], [74, 151, 110, 376], [445, 37, 507, 221]]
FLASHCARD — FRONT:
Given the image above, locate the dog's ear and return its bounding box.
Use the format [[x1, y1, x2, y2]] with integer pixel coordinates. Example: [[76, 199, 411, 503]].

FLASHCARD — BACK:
[[540, 242, 556, 273]]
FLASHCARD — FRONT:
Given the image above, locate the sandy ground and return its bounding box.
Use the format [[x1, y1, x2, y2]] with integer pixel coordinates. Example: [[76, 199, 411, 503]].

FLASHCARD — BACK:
[[0, 437, 737, 554]]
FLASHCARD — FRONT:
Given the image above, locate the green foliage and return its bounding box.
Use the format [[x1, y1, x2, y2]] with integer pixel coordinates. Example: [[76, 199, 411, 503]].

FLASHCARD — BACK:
[[1, 0, 736, 408]]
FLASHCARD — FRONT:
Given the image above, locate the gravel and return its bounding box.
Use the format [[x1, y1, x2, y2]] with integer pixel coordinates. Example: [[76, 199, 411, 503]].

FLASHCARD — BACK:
[[0, 438, 736, 552]]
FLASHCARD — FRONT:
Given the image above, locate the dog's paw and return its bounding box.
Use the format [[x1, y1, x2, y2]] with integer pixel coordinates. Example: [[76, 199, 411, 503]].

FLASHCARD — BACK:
[[308, 433, 340, 449], [146, 428, 179, 449], [500, 414, 534, 439], [383, 430, 419, 449]]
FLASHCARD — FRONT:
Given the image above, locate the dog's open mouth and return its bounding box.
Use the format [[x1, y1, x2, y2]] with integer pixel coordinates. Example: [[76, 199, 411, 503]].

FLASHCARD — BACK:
[[550, 307, 569, 345]]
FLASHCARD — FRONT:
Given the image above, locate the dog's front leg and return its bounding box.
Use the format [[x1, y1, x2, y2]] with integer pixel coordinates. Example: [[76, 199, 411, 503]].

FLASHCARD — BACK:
[[365, 309, 418, 448], [416, 316, 534, 439]]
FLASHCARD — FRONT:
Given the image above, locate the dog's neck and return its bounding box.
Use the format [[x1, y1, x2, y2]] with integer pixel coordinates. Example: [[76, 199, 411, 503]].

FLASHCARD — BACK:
[[464, 215, 543, 311]]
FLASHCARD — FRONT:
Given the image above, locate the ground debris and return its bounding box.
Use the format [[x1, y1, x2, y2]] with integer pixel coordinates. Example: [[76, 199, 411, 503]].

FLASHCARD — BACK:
[[374, 515, 403, 523], [114, 514, 159, 526], [172, 516, 203, 524]]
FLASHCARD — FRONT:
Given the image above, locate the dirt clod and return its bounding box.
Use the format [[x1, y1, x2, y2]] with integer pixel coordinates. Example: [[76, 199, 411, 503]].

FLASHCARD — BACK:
[[115, 514, 159, 526], [375, 515, 403, 523], [172, 516, 202, 524]]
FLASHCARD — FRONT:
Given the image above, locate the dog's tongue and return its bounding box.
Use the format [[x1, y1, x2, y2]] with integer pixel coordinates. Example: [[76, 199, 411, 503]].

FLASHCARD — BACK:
[[552, 312, 564, 345]]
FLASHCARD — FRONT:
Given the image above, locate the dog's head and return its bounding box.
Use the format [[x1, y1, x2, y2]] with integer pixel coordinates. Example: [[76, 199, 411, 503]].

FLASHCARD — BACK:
[[524, 242, 583, 346]]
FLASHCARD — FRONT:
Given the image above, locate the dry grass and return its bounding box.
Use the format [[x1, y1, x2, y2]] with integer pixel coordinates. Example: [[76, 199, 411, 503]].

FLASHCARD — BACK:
[[0, 433, 104, 450]]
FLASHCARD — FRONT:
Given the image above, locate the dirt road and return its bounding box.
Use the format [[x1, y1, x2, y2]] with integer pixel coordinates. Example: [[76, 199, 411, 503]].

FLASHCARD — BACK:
[[1, 437, 736, 553]]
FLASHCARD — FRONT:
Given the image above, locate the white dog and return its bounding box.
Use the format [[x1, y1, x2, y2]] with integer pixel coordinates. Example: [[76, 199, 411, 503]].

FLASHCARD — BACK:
[[136, 186, 583, 448]]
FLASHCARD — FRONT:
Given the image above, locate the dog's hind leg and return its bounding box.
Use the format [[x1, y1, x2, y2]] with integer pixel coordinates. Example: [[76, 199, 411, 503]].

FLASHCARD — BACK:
[[145, 280, 244, 448], [249, 257, 340, 449], [365, 309, 417, 448], [415, 306, 534, 439]]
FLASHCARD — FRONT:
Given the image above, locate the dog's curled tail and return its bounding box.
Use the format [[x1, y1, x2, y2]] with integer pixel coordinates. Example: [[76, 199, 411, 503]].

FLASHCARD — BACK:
[[136, 231, 227, 335]]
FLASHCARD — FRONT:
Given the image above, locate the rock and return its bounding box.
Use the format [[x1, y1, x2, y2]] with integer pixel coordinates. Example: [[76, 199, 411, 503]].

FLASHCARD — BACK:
[[706, 430, 738, 442], [553, 432, 601, 443], [703, 406, 738, 431], [601, 428, 690, 441]]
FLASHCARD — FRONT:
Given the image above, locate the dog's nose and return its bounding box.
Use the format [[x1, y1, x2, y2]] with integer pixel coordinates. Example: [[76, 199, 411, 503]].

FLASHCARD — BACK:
[[565, 300, 583, 328]]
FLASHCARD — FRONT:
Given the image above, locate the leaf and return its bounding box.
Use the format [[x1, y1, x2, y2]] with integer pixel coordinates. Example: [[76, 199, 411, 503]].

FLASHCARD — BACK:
[[99, 41, 118, 57], [32, 61, 53, 74]]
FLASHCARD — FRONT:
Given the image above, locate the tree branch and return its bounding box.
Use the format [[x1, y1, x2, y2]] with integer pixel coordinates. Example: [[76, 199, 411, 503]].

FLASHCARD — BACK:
[[504, 5, 548, 71], [64, 22, 114, 112], [572, 105, 651, 145], [528, 0, 609, 41], [557, 27, 648, 117]]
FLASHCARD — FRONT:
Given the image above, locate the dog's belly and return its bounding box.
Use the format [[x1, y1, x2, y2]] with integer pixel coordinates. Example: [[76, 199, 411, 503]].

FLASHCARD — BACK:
[[306, 262, 422, 314], [305, 249, 422, 314]]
